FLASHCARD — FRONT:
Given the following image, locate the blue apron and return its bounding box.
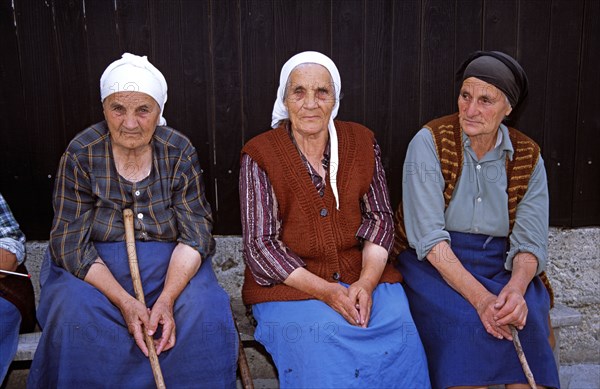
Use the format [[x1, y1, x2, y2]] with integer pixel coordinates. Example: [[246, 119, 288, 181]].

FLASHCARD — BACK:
[[28, 241, 238, 389], [397, 232, 560, 389], [253, 282, 431, 388]]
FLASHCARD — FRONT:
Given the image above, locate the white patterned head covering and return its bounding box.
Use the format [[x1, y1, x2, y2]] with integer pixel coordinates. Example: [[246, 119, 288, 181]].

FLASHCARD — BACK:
[[271, 51, 342, 209], [100, 53, 168, 126]]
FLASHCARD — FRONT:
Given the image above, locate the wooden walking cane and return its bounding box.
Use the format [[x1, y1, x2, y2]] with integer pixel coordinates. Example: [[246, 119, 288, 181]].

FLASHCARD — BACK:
[[510, 324, 537, 389], [232, 306, 254, 389], [123, 209, 167, 389]]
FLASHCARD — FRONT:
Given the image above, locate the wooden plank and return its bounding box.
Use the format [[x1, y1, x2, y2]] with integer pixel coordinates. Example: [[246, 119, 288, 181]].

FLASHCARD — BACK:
[[210, 0, 243, 234], [387, 0, 421, 208], [572, 0, 600, 226], [83, 0, 121, 122], [149, 0, 186, 134], [273, 0, 331, 67], [0, 0, 31, 233], [52, 0, 92, 142], [363, 0, 393, 149], [179, 0, 213, 197], [420, 0, 456, 123], [482, 0, 517, 53], [10, 0, 64, 239], [240, 0, 277, 141], [115, 0, 152, 56], [332, 0, 365, 124], [454, 0, 483, 97], [543, 0, 584, 226], [514, 0, 552, 145]]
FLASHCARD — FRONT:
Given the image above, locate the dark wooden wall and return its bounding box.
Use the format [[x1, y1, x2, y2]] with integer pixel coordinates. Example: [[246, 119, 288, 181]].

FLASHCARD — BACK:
[[0, 0, 598, 239]]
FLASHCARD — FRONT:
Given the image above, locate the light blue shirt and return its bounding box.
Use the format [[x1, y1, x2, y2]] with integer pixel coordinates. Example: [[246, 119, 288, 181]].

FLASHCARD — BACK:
[[402, 123, 549, 274]]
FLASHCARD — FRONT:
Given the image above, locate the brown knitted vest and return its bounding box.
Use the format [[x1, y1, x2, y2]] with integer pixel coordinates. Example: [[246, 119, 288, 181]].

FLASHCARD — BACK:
[[392, 113, 554, 306], [242, 121, 402, 305]]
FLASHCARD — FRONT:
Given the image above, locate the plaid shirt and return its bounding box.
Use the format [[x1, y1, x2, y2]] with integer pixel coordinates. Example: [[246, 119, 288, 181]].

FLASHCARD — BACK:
[[240, 131, 394, 286], [0, 193, 26, 264], [51, 122, 215, 279]]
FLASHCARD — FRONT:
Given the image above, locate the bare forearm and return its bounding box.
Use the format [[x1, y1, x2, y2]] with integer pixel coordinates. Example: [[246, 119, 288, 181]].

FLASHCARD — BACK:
[[159, 243, 202, 305], [506, 252, 538, 295], [284, 267, 332, 299], [426, 241, 490, 307], [359, 240, 387, 290], [0, 248, 18, 273], [84, 258, 133, 307]]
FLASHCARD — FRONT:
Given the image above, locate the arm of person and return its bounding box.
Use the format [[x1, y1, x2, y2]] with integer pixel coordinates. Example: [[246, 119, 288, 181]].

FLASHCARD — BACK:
[[150, 243, 201, 354], [0, 248, 18, 276], [149, 144, 212, 354], [349, 139, 394, 327], [0, 194, 27, 277], [347, 241, 387, 328], [84, 259, 153, 356], [495, 157, 549, 328], [239, 154, 362, 324]]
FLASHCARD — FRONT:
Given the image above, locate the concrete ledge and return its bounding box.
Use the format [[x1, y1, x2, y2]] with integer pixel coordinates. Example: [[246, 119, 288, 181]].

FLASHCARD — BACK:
[[551, 303, 583, 328]]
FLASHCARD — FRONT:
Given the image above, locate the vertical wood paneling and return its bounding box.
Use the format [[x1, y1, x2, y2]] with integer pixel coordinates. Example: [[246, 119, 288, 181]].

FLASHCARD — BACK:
[[115, 0, 152, 55], [420, 0, 456, 123], [544, 0, 585, 226], [387, 0, 422, 206], [11, 0, 64, 238], [572, 0, 600, 226], [52, 0, 92, 142], [483, 0, 518, 53], [179, 0, 213, 186], [363, 0, 393, 147], [240, 0, 277, 141], [515, 0, 551, 145], [0, 0, 598, 238], [150, 0, 186, 133], [210, 0, 243, 234], [273, 0, 331, 66], [83, 1, 121, 122], [454, 0, 483, 97], [0, 0, 29, 231], [332, 0, 365, 124]]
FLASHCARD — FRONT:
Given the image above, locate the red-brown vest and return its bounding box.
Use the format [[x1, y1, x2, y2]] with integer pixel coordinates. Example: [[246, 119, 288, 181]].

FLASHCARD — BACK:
[[242, 121, 402, 305]]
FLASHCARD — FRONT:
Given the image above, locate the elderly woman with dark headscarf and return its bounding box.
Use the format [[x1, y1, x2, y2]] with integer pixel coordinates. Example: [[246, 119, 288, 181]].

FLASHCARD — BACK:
[[27, 53, 238, 388], [394, 51, 559, 388], [239, 51, 430, 388]]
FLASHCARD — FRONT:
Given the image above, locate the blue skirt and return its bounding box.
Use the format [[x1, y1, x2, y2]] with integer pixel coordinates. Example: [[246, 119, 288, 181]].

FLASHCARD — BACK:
[[253, 282, 431, 389], [28, 241, 238, 389], [396, 232, 560, 389]]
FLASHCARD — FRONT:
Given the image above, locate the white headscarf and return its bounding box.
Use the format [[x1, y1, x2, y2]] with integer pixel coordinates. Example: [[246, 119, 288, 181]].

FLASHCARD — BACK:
[[100, 53, 168, 126], [271, 51, 342, 209]]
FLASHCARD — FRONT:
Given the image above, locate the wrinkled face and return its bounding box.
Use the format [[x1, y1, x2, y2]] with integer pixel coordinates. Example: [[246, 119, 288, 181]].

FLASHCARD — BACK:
[[458, 77, 512, 138], [284, 64, 336, 136], [103, 91, 160, 151]]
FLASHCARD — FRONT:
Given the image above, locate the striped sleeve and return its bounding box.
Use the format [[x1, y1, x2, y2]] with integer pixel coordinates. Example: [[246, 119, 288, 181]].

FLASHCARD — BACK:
[[239, 153, 305, 285], [355, 141, 395, 252]]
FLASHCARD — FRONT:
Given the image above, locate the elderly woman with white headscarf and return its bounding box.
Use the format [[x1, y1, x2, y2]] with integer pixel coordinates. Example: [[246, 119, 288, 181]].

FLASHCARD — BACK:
[[28, 53, 238, 388], [239, 51, 430, 388]]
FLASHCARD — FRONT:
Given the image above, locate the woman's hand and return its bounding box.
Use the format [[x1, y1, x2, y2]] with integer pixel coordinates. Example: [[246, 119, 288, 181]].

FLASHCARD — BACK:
[[149, 297, 177, 354], [347, 280, 375, 328], [494, 284, 528, 329], [117, 295, 153, 356], [474, 292, 512, 340], [320, 282, 361, 326]]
